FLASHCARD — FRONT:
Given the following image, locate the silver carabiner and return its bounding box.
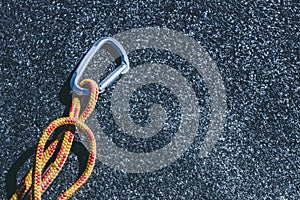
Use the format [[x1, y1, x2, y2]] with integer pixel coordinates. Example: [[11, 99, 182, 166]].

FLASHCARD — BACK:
[[70, 37, 130, 95]]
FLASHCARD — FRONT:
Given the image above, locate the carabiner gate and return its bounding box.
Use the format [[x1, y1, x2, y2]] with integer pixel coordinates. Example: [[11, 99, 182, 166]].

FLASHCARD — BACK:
[[70, 37, 130, 95]]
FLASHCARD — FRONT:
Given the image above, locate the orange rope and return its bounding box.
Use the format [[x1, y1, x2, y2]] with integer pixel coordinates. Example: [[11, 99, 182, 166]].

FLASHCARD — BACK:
[[11, 79, 99, 200]]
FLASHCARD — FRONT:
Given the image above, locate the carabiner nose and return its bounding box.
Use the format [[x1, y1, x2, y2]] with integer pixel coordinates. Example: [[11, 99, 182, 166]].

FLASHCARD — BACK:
[[70, 37, 130, 95]]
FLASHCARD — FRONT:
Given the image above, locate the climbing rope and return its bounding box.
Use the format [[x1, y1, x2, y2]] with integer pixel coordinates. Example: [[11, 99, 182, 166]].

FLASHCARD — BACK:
[[11, 79, 98, 200], [10, 37, 130, 200]]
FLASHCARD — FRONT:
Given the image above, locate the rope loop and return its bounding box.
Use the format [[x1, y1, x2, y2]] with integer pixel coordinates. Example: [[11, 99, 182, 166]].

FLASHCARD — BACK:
[[11, 79, 98, 200]]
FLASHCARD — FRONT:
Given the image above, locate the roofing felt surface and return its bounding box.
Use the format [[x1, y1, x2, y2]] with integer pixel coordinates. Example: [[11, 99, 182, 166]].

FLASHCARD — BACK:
[[0, 1, 299, 199]]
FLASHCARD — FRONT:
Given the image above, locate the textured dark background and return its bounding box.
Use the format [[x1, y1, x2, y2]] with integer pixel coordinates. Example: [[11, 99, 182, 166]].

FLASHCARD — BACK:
[[1, 0, 299, 199]]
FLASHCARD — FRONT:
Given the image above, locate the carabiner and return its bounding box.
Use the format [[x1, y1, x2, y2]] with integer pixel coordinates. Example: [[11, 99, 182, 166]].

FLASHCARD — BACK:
[[70, 37, 130, 95]]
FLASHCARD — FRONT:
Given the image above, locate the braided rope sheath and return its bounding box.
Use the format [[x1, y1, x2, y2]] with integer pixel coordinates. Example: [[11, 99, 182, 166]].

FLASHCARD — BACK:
[[11, 79, 99, 200]]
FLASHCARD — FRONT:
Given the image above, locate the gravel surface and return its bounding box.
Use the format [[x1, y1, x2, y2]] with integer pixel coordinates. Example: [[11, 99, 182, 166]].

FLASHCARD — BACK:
[[1, 1, 299, 199]]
